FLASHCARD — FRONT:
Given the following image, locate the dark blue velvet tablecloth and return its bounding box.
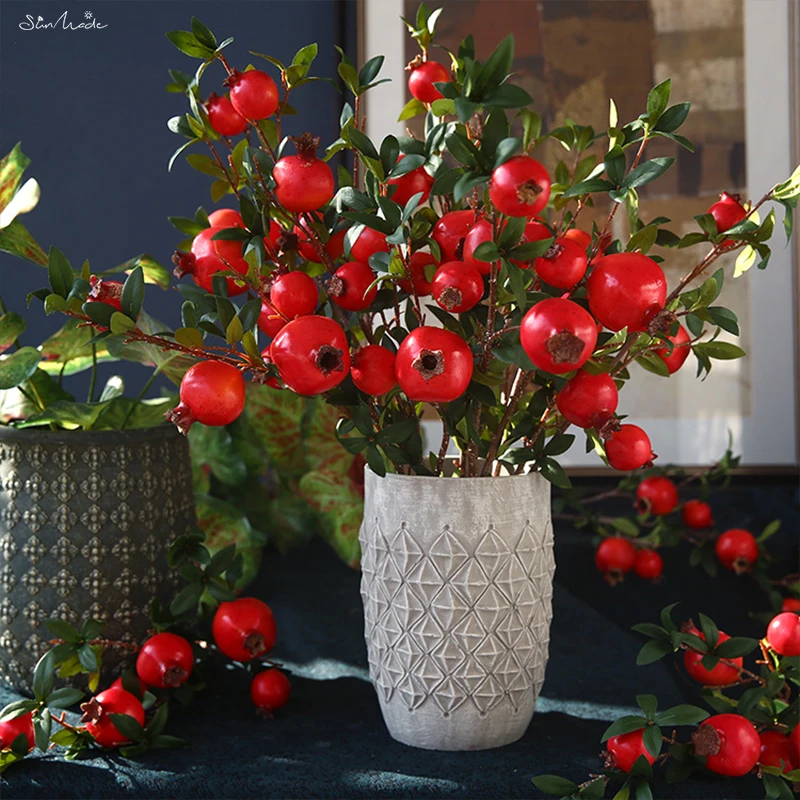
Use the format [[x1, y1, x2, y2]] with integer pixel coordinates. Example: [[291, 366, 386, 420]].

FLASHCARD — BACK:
[[2, 480, 797, 799]]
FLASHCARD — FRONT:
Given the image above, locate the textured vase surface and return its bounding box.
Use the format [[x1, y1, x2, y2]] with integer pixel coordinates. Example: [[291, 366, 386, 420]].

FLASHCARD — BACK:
[[359, 468, 554, 751], [0, 425, 194, 694]]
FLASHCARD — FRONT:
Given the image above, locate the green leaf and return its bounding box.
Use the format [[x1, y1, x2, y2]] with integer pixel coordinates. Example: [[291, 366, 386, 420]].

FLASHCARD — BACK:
[[0, 346, 40, 390], [646, 79, 671, 120], [562, 178, 614, 198], [636, 639, 672, 665], [0, 218, 48, 266], [166, 30, 215, 59], [626, 225, 658, 254], [46, 618, 81, 643], [655, 102, 690, 133], [104, 254, 171, 291], [48, 246, 74, 298], [190, 17, 217, 50], [531, 775, 580, 796], [654, 705, 709, 726], [77, 643, 98, 672], [714, 637, 759, 658], [706, 306, 739, 335], [622, 158, 675, 191], [108, 713, 145, 742], [46, 687, 84, 709], [694, 341, 746, 360], [475, 34, 514, 96], [0, 699, 38, 723], [642, 725, 662, 758], [32, 651, 55, 701], [538, 457, 571, 489], [637, 695, 658, 720], [398, 97, 427, 122], [605, 146, 626, 186], [601, 715, 648, 742], [0, 142, 31, 211], [472, 242, 501, 262], [0, 312, 25, 354], [636, 352, 670, 378], [120, 267, 144, 320], [358, 54, 383, 87], [170, 582, 204, 616]]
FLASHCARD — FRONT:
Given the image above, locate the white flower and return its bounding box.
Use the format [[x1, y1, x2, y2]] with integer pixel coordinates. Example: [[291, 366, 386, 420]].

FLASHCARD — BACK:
[[0, 178, 40, 230], [84, 10, 92, 19]]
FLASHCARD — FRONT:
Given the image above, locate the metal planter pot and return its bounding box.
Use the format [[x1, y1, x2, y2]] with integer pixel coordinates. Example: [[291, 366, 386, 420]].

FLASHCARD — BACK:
[[359, 468, 555, 751], [0, 424, 194, 694]]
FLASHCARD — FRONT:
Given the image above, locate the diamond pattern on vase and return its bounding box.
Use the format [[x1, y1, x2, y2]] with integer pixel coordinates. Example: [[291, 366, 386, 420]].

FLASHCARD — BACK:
[[50, 473, 76, 503], [0, 598, 17, 625], [429, 528, 469, 578], [475, 526, 512, 578], [2, 504, 20, 529], [81, 445, 106, 471], [21, 568, 47, 596], [407, 557, 445, 604], [22, 535, 47, 564], [51, 569, 77, 599], [110, 503, 134, 531], [53, 602, 79, 625], [25, 444, 47, 470], [50, 504, 77, 534], [81, 569, 110, 598], [116, 568, 139, 597], [50, 537, 78, 566], [2, 473, 22, 499], [22, 506, 48, 534], [23, 600, 46, 628], [0, 567, 16, 594], [110, 473, 135, 500], [81, 537, 109, 566], [387, 525, 424, 574], [359, 497, 554, 727], [139, 534, 161, 562], [23, 473, 47, 501], [0, 534, 18, 560], [80, 473, 107, 502], [80, 505, 108, 534]]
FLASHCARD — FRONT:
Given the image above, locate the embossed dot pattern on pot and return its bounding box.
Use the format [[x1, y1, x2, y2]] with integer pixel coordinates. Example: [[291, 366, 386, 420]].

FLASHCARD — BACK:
[[0, 427, 195, 694]]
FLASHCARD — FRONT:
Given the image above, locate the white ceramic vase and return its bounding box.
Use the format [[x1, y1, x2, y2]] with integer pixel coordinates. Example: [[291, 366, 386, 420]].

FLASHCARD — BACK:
[[359, 468, 555, 751]]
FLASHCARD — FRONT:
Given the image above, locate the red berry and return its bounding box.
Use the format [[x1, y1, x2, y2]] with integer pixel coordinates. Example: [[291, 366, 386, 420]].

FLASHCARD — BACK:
[[270, 316, 350, 395], [0, 711, 34, 752], [708, 192, 747, 238], [250, 669, 291, 714], [212, 597, 277, 662], [408, 61, 449, 104], [606, 729, 655, 773], [395, 327, 473, 403], [563, 228, 592, 250], [206, 93, 247, 137], [350, 227, 389, 264], [87, 276, 124, 312], [790, 726, 800, 767], [715, 528, 758, 573], [587, 253, 667, 332], [766, 612, 800, 657], [462, 218, 495, 276], [655, 324, 692, 374], [136, 632, 194, 689], [183, 226, 249, 296], [431, 210, 476, 263], [759, 730, 794, 773], [80, 687, 145, 749], [293, 222, 322, 262], [270, 272, 319, 319], [533, 237, 588, 289], [693, 714, 760, 777], [388, 165, 434, 208], [634, 549, 663, 580], [227, 69, 279, 120], [682, 500, 714, 529], [263, 219, 283, 256], [208, 208, 245, 229], [257, 300, 287, 339], [432, 261, 484, 313], [398, 251, 436, 296], [489, 156, 551, 218], [683, 626, 743, 686], [272, 134, 334, 213], [783, 598, 800, 612], [594, 537, 636, 579], [605, 425, 655, 471], [557, 370, 618, 429], [327, 261, 377, 311], [326, 228, 347, 261], [520, 298, 597, 374], [167, 360, 247, 434], [110, 675, 149, 699], [636, 476, 679, 515], [351, 345, 397, 396]]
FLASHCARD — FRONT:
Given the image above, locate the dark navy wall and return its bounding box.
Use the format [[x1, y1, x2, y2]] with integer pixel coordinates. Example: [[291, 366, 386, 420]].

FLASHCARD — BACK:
[[0, 0, 355, 395]]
